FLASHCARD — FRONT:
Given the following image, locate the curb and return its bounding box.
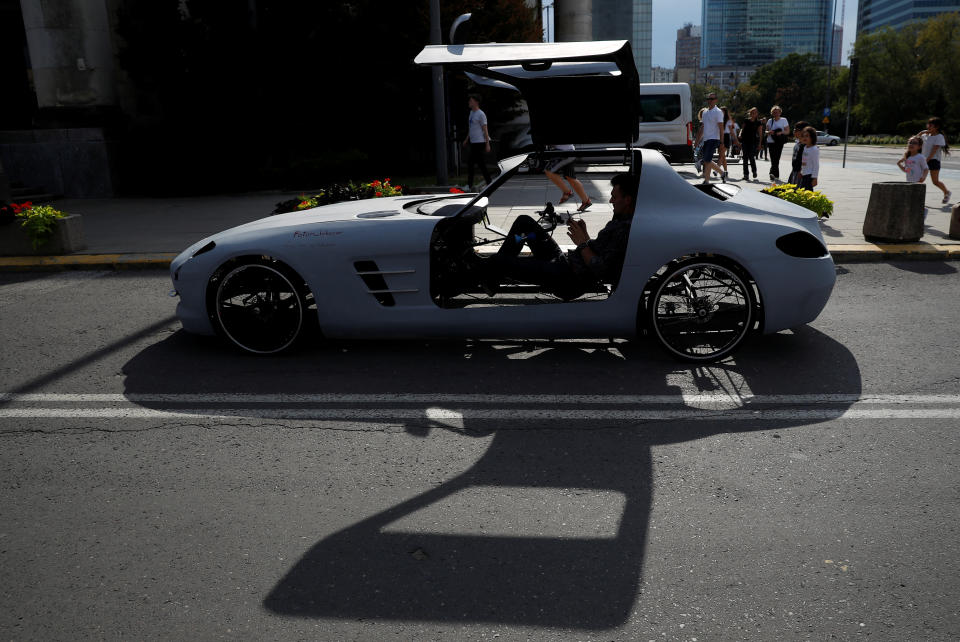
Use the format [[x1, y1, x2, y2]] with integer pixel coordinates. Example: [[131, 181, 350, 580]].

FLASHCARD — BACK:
[[0, 253, 178, 271], [2, 245, 960, 272]]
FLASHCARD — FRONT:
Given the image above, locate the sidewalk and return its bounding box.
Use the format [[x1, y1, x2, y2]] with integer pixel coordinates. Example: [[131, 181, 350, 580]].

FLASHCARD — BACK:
[[1, 146, 957, 271]]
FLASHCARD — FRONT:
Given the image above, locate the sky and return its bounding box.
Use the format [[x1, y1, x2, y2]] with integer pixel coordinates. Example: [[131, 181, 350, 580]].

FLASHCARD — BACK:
[[650, 0, 860, 68]]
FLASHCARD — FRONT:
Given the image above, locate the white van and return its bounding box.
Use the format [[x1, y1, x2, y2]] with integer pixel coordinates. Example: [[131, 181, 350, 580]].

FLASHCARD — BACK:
[[634, 83, 694, 163]]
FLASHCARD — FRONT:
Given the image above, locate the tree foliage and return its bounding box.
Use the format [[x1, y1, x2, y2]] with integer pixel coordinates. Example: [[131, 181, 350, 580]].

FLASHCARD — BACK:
[[852, 12, 960, 133], [748, 53, 828, 124]]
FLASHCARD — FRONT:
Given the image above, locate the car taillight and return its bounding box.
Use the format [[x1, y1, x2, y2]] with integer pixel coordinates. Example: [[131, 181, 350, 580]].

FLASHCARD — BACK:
[[686, 122, 693, 146]]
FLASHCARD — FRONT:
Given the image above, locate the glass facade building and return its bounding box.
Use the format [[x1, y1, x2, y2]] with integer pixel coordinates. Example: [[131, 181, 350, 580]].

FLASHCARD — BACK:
[[857, 0, 960, 33], [594, 0, 653, 82], [701, 0, 834, 68]]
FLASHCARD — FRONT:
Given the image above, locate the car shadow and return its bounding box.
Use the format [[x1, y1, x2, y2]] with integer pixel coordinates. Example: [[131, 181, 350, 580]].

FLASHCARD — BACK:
[[122, 327, 861, 629]]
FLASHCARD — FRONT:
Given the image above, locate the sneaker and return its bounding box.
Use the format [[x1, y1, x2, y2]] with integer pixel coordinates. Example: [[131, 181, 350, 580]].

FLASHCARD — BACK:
[[943, 190, 952, 204], [753, 172, 758, 179], [743, 175, 749, 182]]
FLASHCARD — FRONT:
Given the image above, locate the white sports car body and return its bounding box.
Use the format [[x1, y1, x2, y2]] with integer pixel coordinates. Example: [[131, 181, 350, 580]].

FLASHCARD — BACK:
[[169, 41, 835, 361]]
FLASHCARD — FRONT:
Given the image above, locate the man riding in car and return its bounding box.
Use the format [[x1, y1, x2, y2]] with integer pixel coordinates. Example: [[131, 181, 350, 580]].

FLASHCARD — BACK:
[[473, 172, 638, 300]]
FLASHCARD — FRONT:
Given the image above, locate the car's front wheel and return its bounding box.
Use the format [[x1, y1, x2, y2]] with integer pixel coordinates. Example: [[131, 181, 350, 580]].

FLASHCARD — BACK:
[[647, 259, 756, 362], [210, 260, 307, 354], [828, 139, 839, 146]]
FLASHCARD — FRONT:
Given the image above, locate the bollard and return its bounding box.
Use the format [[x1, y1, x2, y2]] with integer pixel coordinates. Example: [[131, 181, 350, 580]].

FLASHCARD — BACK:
[[950, 204, 960, 240], [862, 181, 926, 242]]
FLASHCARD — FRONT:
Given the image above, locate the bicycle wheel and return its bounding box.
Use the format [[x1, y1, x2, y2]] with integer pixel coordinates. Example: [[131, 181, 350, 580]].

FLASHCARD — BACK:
[[648, 259, 755, 362]]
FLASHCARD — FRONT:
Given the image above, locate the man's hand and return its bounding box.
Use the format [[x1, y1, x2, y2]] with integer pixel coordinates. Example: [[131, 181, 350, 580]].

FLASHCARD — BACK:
[[567, 218, 590, 245]]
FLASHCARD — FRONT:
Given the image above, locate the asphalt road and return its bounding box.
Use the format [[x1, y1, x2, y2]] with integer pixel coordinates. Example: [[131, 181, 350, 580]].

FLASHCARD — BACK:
[[1, 264, 958, 640]]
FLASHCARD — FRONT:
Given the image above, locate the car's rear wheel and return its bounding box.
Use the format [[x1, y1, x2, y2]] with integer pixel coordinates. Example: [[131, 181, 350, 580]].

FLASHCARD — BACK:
[[211, 260, 306, 354], [648, 259, 754, 362], [828, 139, 838, 146]]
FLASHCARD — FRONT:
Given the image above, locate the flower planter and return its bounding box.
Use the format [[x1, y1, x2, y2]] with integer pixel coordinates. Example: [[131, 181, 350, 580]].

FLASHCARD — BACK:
[[0, 214, 86, 256]]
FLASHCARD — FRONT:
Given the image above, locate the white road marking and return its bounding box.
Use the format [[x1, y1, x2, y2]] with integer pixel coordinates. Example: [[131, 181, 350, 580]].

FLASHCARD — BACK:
[[0, 393, 959, 421], [2, 392, 960, 405]]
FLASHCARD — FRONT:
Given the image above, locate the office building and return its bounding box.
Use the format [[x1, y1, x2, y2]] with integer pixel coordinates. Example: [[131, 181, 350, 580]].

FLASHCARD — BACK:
[[701, 0, 835, 68], [675, 23, 701, 84], [857, 0, 960, 33], [593, 0, 653, 82]]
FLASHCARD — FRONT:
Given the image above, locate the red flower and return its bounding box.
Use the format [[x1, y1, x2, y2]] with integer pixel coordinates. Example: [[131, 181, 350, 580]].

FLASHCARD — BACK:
[[371, 180, 381, 187], [375, 191, 383, 197]]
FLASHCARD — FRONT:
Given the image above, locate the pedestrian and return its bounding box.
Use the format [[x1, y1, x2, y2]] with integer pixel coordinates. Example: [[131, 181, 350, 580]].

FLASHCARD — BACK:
[[765, 106, 789, 181], [693, 107, 706, 174], [694, 93, 726, 184], [720, 106, 736, 175], [897, 136, 930, 184], [787, 120, 811, 185], [739, 107, 763, 181], [917, 117, 951, 204], [798, 126, 819, 190], [462, 94, 492, 191], [544, 144, 592, 212]]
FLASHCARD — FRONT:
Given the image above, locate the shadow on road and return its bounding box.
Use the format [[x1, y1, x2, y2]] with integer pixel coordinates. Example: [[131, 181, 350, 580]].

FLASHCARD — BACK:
[[122, 326, 861, 629]]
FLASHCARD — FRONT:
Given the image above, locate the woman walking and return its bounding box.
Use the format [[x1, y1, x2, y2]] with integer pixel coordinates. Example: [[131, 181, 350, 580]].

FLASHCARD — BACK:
[[765, 106, 789, 181]]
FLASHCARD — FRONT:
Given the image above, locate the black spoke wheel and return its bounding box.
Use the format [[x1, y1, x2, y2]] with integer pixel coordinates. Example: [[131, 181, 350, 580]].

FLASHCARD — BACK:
[[212, 262, 305, 354], [648, 260, 754, 362]]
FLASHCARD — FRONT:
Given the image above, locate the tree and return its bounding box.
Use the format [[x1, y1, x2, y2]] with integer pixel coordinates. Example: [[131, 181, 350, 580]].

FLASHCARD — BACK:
[[749, 53, 828, 124], [915, 12, 960, 126]]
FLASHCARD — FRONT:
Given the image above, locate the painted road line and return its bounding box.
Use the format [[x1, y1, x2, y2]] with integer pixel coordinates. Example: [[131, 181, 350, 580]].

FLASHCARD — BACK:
[[2, 407, 960, 421], [2, 393, 960, 405]]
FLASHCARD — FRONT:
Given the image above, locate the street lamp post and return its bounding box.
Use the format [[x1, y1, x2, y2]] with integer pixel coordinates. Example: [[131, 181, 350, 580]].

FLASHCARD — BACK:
[[429, 0, 448, 185]]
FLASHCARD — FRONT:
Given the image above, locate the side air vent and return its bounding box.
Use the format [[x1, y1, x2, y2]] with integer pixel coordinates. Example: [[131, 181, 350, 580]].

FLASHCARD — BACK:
[[353, 260, 419, 306], [192, 241, 216, 257]]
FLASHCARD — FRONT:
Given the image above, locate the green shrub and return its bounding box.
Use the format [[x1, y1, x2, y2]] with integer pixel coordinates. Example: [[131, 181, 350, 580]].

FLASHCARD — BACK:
[[760, 183, 834, 219]]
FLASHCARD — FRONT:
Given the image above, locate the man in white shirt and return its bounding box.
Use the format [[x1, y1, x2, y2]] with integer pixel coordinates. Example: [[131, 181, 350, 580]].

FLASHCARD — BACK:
[[462, 94, 492, 190], [694, 93, 726, 184]]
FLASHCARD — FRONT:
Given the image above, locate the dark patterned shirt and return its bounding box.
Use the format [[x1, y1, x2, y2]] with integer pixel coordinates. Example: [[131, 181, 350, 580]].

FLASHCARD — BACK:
[[566, 211, 632, 285]]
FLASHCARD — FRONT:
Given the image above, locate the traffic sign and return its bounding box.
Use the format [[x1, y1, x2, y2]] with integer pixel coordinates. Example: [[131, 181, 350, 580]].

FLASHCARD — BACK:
[[823, 107, 831, 116]]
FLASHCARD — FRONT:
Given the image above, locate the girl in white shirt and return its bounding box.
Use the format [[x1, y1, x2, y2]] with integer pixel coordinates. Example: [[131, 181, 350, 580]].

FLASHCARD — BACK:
[[919, 117, 951, 204], [897, 137, 929, 184], [799, 126, 819, 190]]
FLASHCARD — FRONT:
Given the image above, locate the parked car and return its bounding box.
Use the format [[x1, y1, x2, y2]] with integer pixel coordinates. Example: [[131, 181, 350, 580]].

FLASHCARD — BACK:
[[817, 130, 841, 146], [168, 41, 835, 362]]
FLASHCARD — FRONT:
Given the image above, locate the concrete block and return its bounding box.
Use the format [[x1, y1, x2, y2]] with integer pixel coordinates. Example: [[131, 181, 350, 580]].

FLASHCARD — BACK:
[[0, 214, 86, 255], [862, 181, 926, 242]]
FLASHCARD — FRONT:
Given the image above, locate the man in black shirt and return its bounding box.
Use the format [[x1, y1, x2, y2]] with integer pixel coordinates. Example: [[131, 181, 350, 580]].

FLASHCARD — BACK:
[[739, 107, 764, 181], [477, 172, 638, 301]]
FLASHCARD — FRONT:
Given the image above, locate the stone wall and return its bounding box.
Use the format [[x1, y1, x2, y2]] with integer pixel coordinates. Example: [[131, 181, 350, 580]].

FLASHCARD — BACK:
[[0, 127, 116, 197]]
